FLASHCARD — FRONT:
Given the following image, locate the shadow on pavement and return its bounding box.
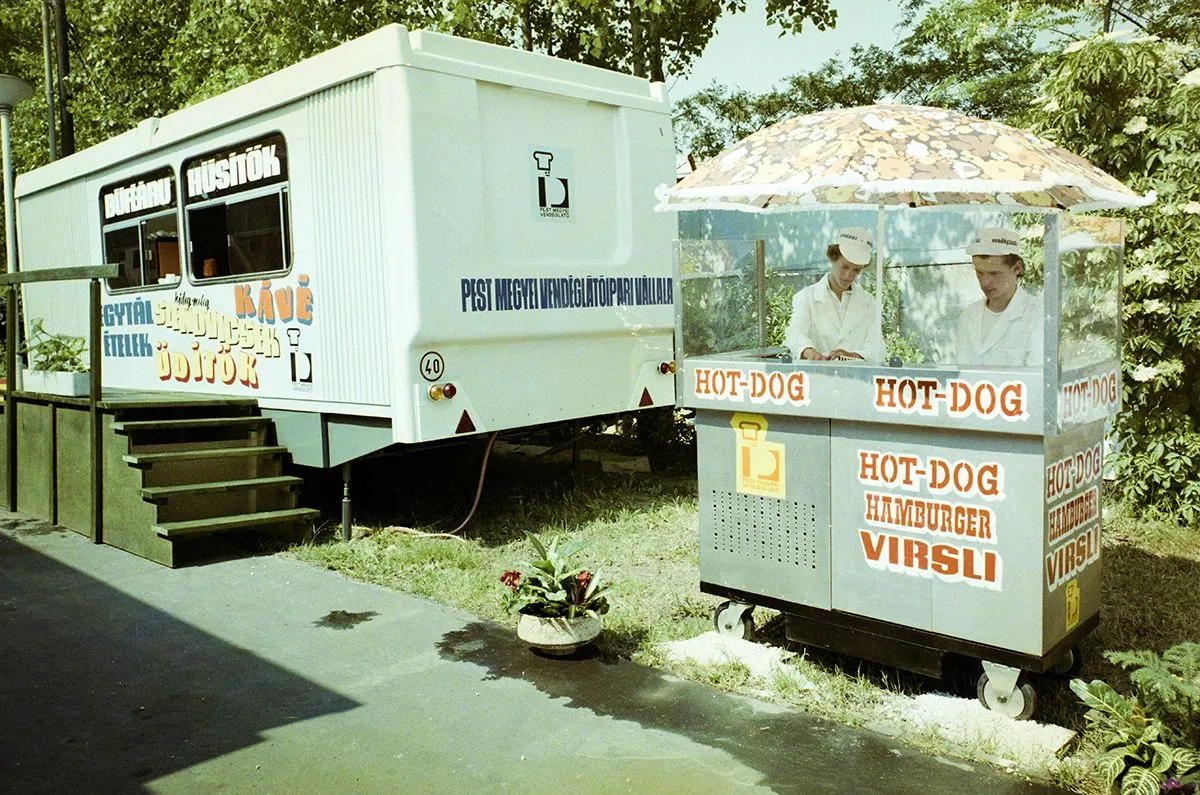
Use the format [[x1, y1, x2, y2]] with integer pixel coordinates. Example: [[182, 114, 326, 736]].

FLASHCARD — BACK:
[[436, 620, 1064, 795], [0, 528, 359, 793]]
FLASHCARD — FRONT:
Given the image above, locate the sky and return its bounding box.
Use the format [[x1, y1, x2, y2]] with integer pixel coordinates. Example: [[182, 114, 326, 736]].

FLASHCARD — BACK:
[[668, 0, 906, 99]]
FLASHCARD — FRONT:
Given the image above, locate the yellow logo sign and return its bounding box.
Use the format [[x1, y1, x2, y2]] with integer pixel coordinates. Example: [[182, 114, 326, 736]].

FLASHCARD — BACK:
[[1065, 578, 1080, 630], [731, 412, 785, 499]]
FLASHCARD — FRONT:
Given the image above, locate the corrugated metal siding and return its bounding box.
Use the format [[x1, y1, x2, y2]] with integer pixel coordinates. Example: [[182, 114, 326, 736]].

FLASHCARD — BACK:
[[306, 76, 389, 405], [16, 182, 94, 346]]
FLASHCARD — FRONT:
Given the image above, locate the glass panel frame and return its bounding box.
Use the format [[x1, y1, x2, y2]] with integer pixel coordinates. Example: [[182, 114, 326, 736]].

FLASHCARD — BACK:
[[99, 166, 180, 294], [186, 185, 291, 282]]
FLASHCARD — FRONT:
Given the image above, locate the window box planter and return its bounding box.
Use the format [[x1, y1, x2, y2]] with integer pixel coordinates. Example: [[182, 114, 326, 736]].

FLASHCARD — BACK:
[[22, 369, 90, 397]]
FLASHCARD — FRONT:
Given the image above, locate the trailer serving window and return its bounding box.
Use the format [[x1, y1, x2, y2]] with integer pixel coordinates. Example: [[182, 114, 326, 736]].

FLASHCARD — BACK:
[[182, 132, 290, 281], [98, 167, 180, 291]]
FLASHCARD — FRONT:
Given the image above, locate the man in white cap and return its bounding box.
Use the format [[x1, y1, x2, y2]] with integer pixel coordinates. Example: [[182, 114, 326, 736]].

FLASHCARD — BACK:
[[954, 226, 1043, 367], [784, 227, 885, 363]]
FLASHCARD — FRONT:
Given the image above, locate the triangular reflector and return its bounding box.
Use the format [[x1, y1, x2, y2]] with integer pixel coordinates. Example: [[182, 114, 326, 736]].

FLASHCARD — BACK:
[[455, 411, 477, 434], [638, 388, 654, 407]]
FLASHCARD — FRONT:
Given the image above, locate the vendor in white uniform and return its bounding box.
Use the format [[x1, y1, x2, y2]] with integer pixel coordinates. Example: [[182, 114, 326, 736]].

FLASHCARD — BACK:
[[784, 227, 885, 363], [954, 226, 1044, 367]]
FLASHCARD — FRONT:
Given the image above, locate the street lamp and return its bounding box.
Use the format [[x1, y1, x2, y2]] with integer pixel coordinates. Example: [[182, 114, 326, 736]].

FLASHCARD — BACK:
[[0, 74, 33, 276], [0, 75, 32, 402]]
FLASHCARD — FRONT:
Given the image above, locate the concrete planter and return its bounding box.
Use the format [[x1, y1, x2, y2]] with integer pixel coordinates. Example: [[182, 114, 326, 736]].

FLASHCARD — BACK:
[[22, 369, 90, 397], [516, 612, 603, 656]]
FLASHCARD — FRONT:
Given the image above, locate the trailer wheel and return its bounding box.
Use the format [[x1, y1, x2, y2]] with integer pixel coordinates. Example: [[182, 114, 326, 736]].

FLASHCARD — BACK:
[[712, 601, 755, 641], [1048, 645, 1083, 677], [976, 673, 1036, 720]]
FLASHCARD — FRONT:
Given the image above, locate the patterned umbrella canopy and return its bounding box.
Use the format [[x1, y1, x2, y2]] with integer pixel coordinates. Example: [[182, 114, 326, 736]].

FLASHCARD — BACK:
[[657, 104, 1152, 213]]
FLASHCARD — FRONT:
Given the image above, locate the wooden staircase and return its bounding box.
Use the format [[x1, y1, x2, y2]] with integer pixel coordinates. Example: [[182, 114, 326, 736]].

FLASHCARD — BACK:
[[104, 402, 319, 566]]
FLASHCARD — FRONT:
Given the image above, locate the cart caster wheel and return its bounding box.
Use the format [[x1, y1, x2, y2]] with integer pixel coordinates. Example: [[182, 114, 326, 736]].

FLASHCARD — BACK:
[[977, 673, 1036, 720], [713, 600, 755, 641], [1048, 645, 1083, 677]]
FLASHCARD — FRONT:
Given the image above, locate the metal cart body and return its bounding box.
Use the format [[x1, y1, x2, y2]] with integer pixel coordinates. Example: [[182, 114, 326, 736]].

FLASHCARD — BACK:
[[674, 210, 1125, 717]]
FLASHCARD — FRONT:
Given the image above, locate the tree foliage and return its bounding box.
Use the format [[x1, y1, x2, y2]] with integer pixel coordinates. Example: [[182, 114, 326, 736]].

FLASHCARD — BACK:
[[674, 1, 1200, 523], [1028, 32, 1200, 521], [675, 0, 1094, 159], [0, 0, 843, 168]]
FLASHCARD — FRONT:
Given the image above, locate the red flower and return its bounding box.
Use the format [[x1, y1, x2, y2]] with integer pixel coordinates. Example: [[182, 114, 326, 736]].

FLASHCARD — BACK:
[[571, 569, 590, 600], [500, 570, 521, 592]]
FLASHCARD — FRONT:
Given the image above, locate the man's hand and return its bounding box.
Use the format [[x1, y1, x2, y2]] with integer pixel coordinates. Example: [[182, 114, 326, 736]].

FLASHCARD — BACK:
[[800, 347, 826, 361], [828, 349, 863, 361]]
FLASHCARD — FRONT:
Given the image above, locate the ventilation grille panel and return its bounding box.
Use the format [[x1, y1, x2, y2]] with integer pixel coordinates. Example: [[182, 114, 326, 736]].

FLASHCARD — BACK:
[[710, 490, 818, 569]]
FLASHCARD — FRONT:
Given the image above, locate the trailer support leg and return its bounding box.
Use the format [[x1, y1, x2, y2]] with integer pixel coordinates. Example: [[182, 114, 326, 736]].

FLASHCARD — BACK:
[[341, 462, 352, 542]]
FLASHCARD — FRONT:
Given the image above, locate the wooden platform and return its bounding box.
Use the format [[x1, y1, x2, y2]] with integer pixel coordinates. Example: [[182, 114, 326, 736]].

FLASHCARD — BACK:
[[2, 388, 318, 567]]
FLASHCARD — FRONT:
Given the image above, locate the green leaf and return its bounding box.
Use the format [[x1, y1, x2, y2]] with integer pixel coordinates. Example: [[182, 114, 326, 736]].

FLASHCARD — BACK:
[[1151, 742, 1175, 774], [1095, 751, 1128, 789], [1072, 679, 1135, 722], [1120, 765, 1161, 795], [1175, 748, 1200, 774], [523, 530, 549, 560]]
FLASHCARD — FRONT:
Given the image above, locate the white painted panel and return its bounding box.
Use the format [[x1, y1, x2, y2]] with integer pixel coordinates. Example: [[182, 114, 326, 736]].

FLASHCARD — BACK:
[[15, 181, 95, 360], [305, 76, 388, 405], [400, 69, 677, 442]]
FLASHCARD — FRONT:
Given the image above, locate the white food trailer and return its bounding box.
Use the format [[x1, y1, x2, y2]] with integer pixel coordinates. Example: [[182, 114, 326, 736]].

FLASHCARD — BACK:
[[14, 24, 678, 470]]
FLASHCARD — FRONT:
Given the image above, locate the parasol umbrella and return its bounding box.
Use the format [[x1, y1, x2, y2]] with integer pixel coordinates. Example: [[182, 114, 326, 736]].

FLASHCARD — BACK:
[[655, 103, 1152, 359], [656, 103, 1152, 214]]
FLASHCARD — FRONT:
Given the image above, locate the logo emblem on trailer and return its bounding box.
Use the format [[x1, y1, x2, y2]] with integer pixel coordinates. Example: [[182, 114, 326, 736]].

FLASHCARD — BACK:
[[287, 327, 313, 389], [1065, 578, 1080, 630], [731, 413, 785, 499], [532, 149, 572, 220]]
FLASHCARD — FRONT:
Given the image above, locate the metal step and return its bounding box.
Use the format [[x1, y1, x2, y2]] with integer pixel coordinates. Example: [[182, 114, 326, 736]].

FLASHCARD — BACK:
[[153, 507, 321, 539], [123, 446, 287, 468], [112, 416, 270, 434], [140, 475, 302, 504]]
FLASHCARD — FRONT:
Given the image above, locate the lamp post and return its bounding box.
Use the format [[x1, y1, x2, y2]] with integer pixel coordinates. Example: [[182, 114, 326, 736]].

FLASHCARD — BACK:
[[0, 75, 32, 406], [0, 75, 33, 277]]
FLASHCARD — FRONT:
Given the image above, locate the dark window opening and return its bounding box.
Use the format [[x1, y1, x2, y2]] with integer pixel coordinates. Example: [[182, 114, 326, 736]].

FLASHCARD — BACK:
[[144, 215, 181, 285], [103, 215, 179, 291], [188, 204, 229, 279], [104, 226, 141, 290], [190, 192, 288, 281]]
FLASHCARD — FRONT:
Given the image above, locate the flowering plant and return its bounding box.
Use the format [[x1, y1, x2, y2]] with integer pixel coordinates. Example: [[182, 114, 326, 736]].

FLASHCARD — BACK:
[[500, 531, 611, 619]]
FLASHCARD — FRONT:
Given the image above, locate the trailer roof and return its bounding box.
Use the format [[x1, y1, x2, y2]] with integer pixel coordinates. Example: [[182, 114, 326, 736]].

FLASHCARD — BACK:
[[17, 24, 669, 197]]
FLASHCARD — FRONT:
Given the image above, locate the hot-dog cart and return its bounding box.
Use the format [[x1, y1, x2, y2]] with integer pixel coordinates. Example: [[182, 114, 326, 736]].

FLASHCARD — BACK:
[[657, 105, 1151, 718]]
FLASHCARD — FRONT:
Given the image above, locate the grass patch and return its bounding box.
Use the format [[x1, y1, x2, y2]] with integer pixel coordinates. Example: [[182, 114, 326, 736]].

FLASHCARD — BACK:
[[290, 441, 708, 659], [281, 443, 1200, 795]]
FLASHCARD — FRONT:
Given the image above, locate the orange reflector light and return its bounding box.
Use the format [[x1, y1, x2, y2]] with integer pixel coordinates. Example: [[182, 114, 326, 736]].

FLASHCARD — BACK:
[[428, 384, 444, 401], [658, 361, 677, 375]]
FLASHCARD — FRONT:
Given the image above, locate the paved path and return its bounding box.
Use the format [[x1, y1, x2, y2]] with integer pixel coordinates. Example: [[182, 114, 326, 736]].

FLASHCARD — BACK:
[[0, 514, 1066, 794]]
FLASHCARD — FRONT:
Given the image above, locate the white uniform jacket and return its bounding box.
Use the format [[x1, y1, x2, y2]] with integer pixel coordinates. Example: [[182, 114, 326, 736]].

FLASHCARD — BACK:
[[954, 287, 1044, 368], [784, 275, 885, 363]]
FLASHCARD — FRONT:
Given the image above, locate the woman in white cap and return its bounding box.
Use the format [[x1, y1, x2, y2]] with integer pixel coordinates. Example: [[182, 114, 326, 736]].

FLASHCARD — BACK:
[[954, 226, 1043, 367], [784, 227, 884, 362]]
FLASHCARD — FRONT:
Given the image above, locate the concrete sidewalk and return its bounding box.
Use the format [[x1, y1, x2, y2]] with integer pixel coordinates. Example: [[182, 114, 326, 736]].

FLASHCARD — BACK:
[[0, 513, 1066, 794]]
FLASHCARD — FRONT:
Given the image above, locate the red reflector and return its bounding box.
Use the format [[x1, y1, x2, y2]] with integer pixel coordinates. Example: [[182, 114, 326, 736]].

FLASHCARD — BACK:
[[638, 388, 653, 407], [442, 382, 457, 399], [455, 411, 476, 434]]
